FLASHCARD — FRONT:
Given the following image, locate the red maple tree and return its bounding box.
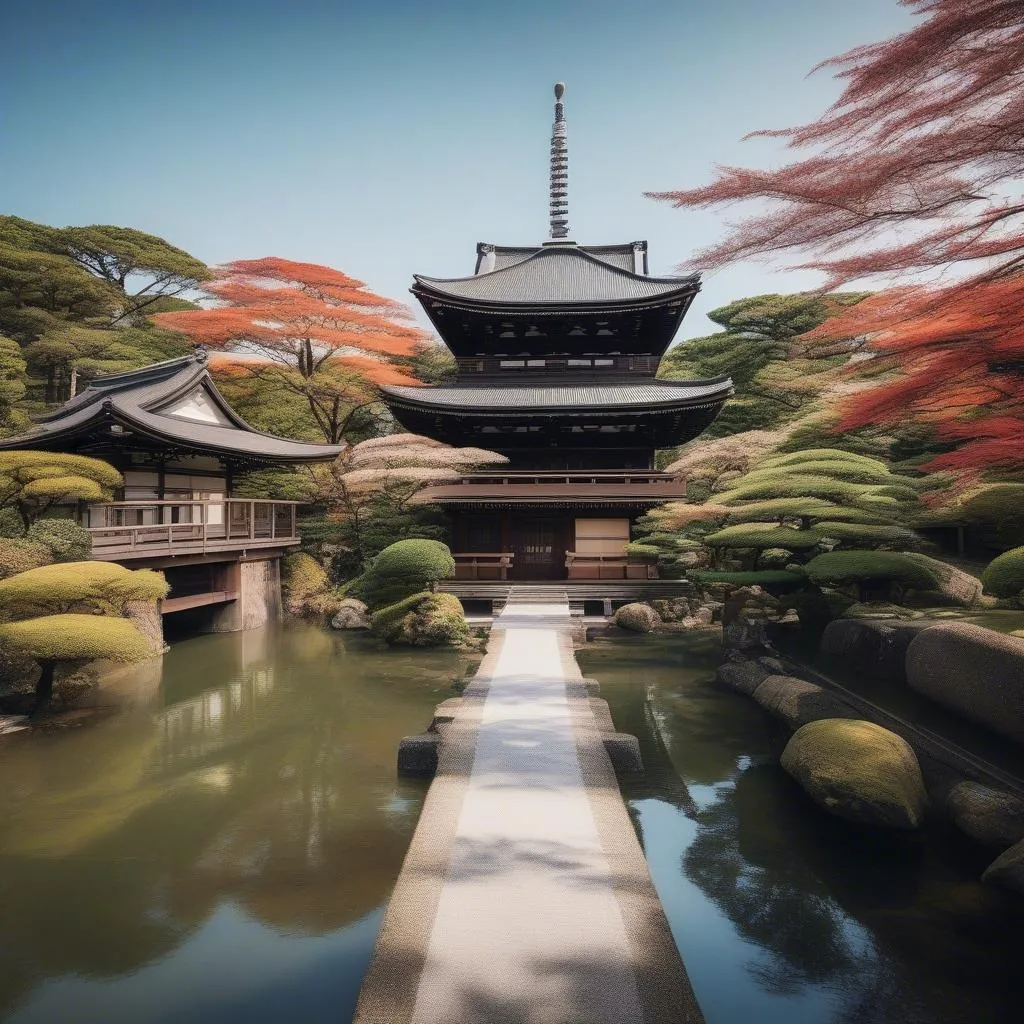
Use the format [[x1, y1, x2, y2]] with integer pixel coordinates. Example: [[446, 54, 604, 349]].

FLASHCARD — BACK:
[[648, 0, 1024, 477], [155, 257, 426, 443]]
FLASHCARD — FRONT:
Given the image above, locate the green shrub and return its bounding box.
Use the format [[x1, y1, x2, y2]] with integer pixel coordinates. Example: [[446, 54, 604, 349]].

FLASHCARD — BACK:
[[0, 507, 24, 537], [703, 525, 823, 550], [691, 570, 806, 590], [744, 460, 892, 485], [804, 551, 941, 591], [813, 522, 920, 548], [370, 590, 468, 646], [981, 546, 1024, 599], [715, 475, 874, 506], [0, 560, 168, 614], [0, 538, 51, 580], [625, 542, 660, 559], [360, 539, 456, 608], [282, 552, 340, 618], [762, 448, 886, 470], [27, 518, 92, 561]]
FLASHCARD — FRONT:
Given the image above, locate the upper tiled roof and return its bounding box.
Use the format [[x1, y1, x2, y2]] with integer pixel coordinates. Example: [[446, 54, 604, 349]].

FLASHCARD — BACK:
[[478, 242, 642, 274], [415, 244, 699, 307], [0, 352, 343, 463], [382, 377, 732, 412]]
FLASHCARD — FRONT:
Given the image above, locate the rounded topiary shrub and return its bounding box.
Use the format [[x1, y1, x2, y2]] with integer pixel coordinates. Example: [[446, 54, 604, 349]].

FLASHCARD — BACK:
[[614, 602, 660, 633], [981, 546, 1024, 599], [0, 538, 51, 580], [360, 539, 456, 609], [27, 518, 92, 561]]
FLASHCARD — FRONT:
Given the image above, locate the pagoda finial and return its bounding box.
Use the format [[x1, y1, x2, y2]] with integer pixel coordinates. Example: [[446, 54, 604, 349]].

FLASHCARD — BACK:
[[549, 82, 569, 239]]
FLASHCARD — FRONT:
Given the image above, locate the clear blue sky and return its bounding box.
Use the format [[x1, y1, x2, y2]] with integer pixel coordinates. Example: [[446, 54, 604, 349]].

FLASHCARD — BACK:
[[0, 0, 914, 338]]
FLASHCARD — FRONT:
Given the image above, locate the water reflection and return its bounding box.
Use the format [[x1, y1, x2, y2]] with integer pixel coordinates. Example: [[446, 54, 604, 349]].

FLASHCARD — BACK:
[[581, 634, 1024, 1024], [0, 624, 469, 1022]]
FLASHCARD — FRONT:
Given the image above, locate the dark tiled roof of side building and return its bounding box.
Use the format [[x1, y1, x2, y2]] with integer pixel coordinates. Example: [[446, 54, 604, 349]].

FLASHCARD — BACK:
[[0, 351, 343, 463]]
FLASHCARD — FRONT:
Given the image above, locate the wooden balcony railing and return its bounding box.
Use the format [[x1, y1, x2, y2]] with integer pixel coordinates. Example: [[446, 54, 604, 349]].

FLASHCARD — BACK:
[[415, 470, 687, 505], [453, 552, 514, 580], [565, 552, 658, 580], [85, 499, 300, 560]]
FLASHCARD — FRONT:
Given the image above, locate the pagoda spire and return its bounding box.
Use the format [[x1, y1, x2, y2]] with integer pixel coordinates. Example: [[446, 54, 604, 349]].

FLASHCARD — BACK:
[[549, 82, 569, 239]]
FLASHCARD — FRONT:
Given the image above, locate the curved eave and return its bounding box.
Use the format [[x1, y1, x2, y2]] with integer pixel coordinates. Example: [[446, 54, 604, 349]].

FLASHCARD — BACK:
[[0, 407, 343, 465], [411, 281, 699, 315], [380, 379, 733, 418]]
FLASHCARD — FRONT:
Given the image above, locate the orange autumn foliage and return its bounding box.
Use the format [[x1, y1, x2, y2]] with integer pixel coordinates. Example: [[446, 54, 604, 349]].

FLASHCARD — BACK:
[[649, 0, 1024, 477]]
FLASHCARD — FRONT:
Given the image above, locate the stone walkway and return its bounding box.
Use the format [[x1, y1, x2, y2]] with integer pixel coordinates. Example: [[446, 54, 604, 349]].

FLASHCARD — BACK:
[[355, 599, 703, 1024]]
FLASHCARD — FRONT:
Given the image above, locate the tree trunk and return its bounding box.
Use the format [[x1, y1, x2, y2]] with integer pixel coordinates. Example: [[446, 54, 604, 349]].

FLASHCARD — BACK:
[[33, 661, 56, 714]]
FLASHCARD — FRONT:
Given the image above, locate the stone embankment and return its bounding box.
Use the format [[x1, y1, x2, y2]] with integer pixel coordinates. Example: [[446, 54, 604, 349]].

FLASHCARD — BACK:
[[715, 586, 1024, 898], [355, 596, 704, 1024]]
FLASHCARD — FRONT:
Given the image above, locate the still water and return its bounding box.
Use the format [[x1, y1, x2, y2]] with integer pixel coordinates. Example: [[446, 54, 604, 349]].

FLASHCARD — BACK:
[[1, 624, 1022, 1023]]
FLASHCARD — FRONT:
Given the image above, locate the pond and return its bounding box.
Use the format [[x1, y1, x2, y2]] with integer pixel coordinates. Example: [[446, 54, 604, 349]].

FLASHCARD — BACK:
[[1, 624, 1021, 1023], [0, 624, 472, 1024], [580, 632, 1024, 1024]]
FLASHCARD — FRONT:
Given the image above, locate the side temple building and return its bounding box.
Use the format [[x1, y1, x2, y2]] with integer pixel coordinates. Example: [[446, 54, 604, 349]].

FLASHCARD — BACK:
[[380, 84, 732, 583], [0, 350, 342, 630]]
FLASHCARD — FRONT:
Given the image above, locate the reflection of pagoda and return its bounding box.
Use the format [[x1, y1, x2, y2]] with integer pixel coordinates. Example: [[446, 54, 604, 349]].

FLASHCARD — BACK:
[[381, 84, 732, 581]]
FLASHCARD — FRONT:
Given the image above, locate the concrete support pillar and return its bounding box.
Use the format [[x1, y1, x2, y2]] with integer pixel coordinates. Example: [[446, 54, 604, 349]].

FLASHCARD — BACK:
[[209, 557, 283, 633]]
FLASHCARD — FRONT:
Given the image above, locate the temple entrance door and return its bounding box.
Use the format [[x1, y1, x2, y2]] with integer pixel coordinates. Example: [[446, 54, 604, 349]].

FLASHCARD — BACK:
[[509, 516, 568, 580]]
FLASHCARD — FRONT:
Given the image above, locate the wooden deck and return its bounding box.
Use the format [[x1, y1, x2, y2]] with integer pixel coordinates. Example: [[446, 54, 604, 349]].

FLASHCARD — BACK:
[[86, 499, 300, 561]]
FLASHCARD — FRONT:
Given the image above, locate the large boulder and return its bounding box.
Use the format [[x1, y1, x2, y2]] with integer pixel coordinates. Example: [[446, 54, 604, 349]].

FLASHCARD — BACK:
[[370, 592, 469, 647], [614, 603, 660, 633], [780, 719, 928, 829], [752, 675, 859, 731], [715, 659, 769, 696], [820, 618, 938, 682], [906, 623, 1024, 745], [981, 838, 1024, 896], [331, 598, 370, 630], [946, 782, 1024, 850]]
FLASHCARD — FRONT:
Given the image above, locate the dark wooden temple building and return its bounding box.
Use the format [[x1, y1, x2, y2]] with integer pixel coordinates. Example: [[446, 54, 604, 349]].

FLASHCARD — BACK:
[[0, 351, 341, 629], [381, 84, 732, 582]]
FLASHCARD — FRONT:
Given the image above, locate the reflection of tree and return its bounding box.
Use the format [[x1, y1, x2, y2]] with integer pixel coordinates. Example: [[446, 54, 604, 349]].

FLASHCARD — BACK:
[[684, 763, 1024, 1022], [685, 765, 861, 995], [0, 624, 469, 1016]]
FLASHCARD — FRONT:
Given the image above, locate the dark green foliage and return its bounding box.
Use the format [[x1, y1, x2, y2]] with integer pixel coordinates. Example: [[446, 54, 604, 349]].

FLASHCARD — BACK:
[[358, 539, 456, 609], [956, 485, 1024, 551], [703, 525, 823, 550], [805, 552, 941, 591], [980, 546, 1024, 599], [330, 498, 451, 581], [26, 518, 91, 561], [691, 570, 806, 591], [813, 522, 919, 547]]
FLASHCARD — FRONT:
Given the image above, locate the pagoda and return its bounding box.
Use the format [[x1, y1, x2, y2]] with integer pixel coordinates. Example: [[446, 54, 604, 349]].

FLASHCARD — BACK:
[[380, 84, 732, 581]]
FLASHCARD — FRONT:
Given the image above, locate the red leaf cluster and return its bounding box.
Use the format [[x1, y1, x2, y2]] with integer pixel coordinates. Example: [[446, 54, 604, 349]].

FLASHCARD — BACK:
[[648, 0, 1024, 477], [155, 257, 428, 378]]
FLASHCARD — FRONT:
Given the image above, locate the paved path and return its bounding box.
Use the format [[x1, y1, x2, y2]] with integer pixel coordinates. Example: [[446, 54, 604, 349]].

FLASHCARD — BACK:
[[355, 599, 703, 1024]]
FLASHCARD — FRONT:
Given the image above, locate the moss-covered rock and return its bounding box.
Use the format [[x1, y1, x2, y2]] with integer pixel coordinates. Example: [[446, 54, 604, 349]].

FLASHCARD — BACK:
[[981, 546, 1024, 600], [330, 597, 369, 630], [906, 623, 1024, 744], [981, 838, 1024, 896], [780, 719, 928, 829], [613, 602, 661, 633], [752, 675, 859, 730], [820, 617, 938, 681], [946, 782, 1024, 850], [370, 591, 469, 647], [715, 658, 769, 695]]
